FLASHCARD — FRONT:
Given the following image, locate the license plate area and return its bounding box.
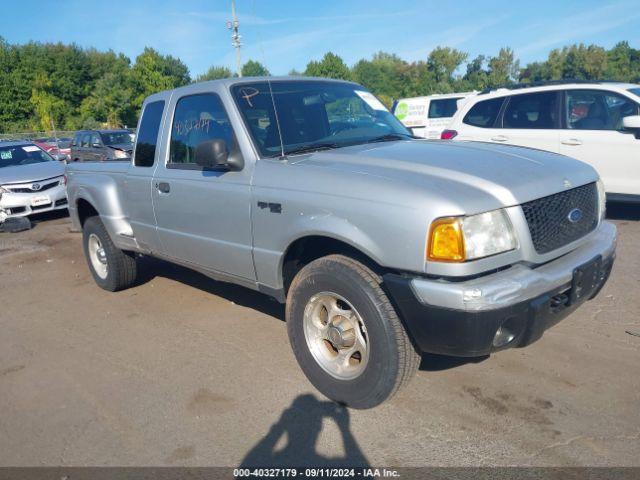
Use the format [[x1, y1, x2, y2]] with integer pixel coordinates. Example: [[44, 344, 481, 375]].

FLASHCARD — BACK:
[[570, 255, 602, 304], [31, 195, 51, 207]]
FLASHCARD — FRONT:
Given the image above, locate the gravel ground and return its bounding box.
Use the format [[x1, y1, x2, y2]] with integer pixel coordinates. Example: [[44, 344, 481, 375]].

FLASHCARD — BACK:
[[0, 206, 638, 467]]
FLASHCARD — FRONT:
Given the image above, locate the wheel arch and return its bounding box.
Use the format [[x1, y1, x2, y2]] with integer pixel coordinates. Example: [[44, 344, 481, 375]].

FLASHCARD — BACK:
[[76, 197, 100, 226], [280, 233, 386, 297]]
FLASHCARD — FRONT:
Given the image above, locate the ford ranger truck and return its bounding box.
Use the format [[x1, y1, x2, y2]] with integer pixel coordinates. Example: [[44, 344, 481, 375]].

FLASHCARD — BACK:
[[66, 77, 616, 409]]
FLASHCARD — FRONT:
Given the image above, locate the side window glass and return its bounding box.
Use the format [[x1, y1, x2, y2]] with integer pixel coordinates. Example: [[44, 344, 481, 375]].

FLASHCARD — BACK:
[[169, 93, 235, 167], [428, 98, 461, 119], [90, 133, 101, 146], [134, 101, 165, 167], [463, 98, 504, 128], [567, 90, 640, 130], [81, 134, 90, 147], [503, 92, 558, 129]]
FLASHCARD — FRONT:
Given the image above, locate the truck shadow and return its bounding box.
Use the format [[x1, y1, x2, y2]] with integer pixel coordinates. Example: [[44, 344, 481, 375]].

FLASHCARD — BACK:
[[135, 257, 489, 372], [606, 202, 640, 221], [239, 394, 370, 468], [419, 353, 488, 371], [135, 256, 285, 321]]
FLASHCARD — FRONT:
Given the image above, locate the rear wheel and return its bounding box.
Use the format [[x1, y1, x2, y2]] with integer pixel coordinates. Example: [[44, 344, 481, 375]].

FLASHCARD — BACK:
[[82, 216, 137, 291], [286, 254, 419, 409]]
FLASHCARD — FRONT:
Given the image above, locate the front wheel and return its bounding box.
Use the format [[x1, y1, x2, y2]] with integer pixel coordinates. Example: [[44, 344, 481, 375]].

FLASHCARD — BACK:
[[286, 255, 420, 409], [82, 216, 137, 291]]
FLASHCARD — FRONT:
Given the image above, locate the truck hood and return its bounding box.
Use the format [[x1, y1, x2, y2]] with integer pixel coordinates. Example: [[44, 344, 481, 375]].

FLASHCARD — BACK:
[[289, 140, 598, 211], [0, 161, 65, 185]]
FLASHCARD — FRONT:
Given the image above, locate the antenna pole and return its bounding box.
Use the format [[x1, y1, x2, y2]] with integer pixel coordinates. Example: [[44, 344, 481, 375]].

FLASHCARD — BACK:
[[228, 0, 242, 77]]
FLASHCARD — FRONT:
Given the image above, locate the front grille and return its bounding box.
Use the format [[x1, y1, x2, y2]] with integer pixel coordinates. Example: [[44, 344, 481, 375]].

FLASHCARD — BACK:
[[522, 182, 598, 254], [7, 180, 60, 193]]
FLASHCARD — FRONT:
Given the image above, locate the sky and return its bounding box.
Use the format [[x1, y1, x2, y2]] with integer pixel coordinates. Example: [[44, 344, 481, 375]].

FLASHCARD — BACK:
[[1, 0, 639, 77]]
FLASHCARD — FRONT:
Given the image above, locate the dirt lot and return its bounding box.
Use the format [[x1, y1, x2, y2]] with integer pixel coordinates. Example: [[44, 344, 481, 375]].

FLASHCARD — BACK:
[[0, 207, 639, 467]]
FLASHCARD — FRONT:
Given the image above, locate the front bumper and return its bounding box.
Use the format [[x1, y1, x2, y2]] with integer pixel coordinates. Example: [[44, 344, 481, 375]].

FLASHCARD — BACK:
[[0, 185, 68, 217], [384, 221, 617, 357]]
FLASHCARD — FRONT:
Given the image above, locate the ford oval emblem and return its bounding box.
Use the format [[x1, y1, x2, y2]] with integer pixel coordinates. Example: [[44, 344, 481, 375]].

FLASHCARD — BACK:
[[568, 208, 583, 223], [32, 183, 41, 191]]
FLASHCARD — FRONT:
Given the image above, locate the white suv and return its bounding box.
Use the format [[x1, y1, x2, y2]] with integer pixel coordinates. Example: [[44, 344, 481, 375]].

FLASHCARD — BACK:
[[443, 82, 640, 202]]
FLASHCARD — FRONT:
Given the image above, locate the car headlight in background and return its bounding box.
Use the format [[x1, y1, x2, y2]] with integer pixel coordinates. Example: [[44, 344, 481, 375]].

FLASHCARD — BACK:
[[113, 149, 129, 159], [596, 178, 606, 221], [427, 209, 517, 262]]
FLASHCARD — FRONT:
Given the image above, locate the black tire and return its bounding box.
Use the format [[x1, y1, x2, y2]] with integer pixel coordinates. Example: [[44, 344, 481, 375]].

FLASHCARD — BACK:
[[82, 216, 137, 292], [286, 254, 420, 409]]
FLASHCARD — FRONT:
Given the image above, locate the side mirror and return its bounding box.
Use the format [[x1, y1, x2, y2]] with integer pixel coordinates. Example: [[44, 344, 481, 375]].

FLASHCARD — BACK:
[[194, 139, 244, 171], [622, 115, 640, 139], [92, 142, 101, 148], [622, 115, 640, 130]]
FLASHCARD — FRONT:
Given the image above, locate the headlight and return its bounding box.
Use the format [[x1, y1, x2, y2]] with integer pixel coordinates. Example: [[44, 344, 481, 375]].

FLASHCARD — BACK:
[[427, 209, 517, 262], [0, 186, 7, 201], [596, 178, 606, 221], [114, 149, 129, 159]]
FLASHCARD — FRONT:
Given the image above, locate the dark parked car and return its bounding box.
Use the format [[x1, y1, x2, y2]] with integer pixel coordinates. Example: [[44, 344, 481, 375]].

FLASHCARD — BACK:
[[70, 130, 133, 162]]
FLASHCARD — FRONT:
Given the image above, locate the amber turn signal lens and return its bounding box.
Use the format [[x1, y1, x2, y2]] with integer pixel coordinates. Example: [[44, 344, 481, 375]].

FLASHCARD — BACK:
[[427, 217, 465, 262]]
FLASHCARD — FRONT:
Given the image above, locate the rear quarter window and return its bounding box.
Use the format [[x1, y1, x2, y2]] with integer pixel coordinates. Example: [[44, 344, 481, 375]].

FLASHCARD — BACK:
[[463, 98, 504, 128], [134, 100, 165, 167], [503, 91, 559, 129], [428, 98, 462, 119], [133, 100, 164, 167]]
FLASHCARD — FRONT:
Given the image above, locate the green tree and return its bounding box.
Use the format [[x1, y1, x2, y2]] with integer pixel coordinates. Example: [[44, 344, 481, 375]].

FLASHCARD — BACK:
[[427, 47, 467, 84], [462, 55, 489, 90], [129, 47, 190, 111], [195, 65, 233, 82], [606, 41, 635, 81], [29, 72, 67, 131], [241, 60, 270, 77], [305, 52, 351, 80], [1, 36, 639, 135], [562, 44, 607, 80], [80, 72, 135, 127], [487, 47, 520, 87]]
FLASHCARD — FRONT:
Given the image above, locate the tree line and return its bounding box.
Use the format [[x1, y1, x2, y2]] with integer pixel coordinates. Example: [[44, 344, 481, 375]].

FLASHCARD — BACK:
[[1, 36, 638, 134]]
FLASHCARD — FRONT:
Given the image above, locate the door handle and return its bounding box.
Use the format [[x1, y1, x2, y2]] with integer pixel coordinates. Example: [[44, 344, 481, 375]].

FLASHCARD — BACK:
[[491, 135, 508, 142], [561, 138, 583, 146], [155, 182, 170, 193]]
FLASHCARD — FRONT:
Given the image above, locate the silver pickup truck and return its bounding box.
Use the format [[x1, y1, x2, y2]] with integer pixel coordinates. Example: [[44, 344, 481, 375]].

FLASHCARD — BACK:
[[66, 77, 616, 408]]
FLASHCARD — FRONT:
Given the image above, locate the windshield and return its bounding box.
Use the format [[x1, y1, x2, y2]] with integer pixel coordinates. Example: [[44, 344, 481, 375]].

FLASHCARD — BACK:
[[0, 144, 53, 168], [232, 80, 411, 157], [100, 132, 132, 146], [628, 87, 640, 98]]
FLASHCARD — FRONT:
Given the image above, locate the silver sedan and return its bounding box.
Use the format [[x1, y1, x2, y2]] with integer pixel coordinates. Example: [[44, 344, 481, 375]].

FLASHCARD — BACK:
[[0, 141, 68, 219]]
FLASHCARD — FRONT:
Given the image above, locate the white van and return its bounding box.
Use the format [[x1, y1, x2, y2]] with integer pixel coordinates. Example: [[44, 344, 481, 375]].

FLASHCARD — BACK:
[[392, 92, 476, 139]]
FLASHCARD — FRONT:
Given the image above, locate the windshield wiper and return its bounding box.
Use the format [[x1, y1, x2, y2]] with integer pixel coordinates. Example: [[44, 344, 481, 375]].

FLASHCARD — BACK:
[[364, 133, 415, 144], [282, 142, 343, 156]]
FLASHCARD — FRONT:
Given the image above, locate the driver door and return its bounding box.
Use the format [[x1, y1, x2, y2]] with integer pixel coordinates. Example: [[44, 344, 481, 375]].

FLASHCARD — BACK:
[[151, 88, 255, 280]]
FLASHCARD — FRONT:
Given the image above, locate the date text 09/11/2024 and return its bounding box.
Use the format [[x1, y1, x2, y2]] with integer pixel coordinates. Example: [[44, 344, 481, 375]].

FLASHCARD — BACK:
[[233, 468, 400, 478]]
